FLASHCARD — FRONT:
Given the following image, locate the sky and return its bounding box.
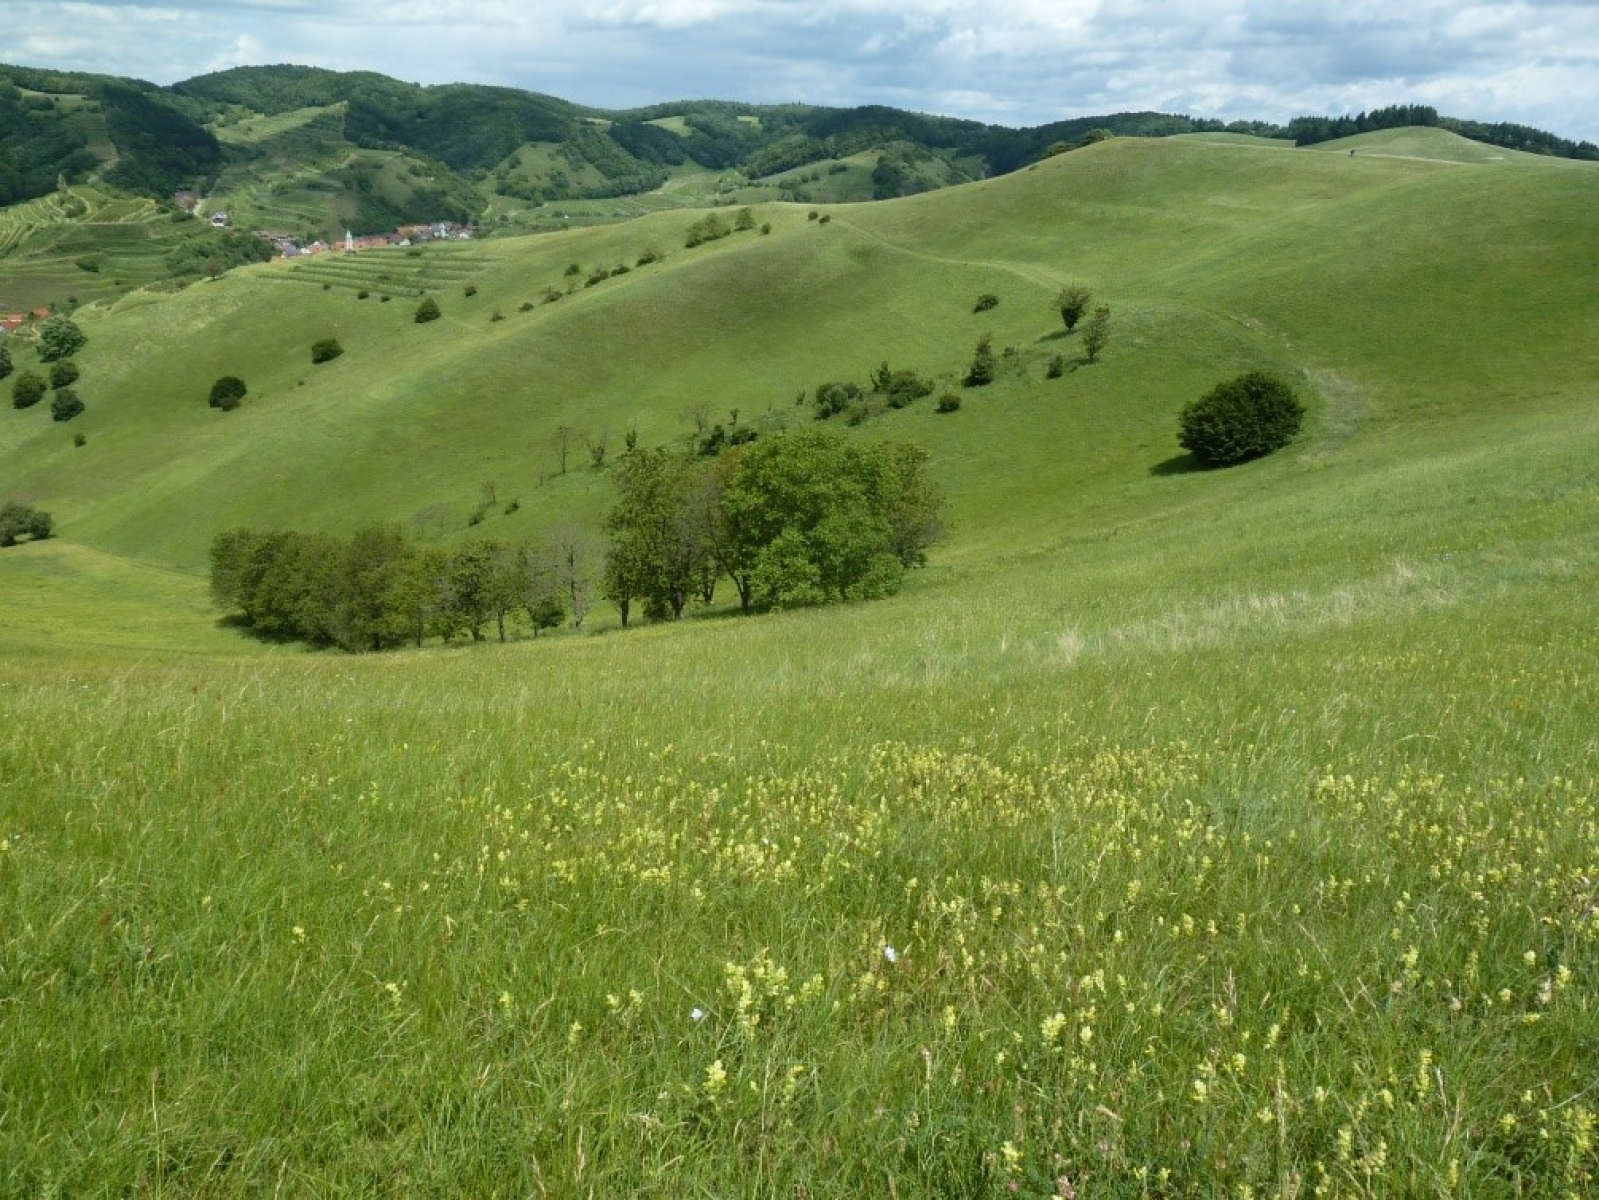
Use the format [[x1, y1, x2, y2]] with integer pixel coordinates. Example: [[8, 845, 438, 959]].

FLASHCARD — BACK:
[[5, 1, 1597, 142]]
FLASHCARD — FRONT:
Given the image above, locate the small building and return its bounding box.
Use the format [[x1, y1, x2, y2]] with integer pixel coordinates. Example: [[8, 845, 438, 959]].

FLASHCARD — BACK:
[[210, 211, 230, 228]]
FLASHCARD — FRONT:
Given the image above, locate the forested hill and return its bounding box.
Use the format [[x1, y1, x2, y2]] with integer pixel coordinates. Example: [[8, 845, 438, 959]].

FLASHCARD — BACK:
[[0, 60, 1263, 215], [3, 61, 1594, 225]]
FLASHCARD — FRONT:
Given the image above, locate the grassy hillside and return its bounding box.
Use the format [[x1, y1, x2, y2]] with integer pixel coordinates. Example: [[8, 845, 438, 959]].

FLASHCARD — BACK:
[[3, 131, 1598, 1195]]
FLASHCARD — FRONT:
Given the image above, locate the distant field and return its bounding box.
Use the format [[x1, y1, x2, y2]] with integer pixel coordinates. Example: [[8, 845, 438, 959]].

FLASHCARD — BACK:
[[2, 128, 1597, 1196]]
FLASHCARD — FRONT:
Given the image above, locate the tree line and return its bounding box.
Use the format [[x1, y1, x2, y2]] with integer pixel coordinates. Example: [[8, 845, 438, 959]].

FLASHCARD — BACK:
[[210, 527, 589, 651], [1288, 104, 1598, 161], [210, 427, 943, 650]]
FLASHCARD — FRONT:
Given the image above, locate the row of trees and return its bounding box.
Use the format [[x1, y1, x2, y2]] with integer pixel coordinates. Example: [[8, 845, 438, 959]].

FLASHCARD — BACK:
[[604, 428, 943, 623], [211, 527, 592, 651]]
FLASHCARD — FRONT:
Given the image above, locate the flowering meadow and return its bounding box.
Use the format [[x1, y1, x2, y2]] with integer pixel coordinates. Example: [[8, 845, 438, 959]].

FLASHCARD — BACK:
[[3, 539, 1596, 1198]]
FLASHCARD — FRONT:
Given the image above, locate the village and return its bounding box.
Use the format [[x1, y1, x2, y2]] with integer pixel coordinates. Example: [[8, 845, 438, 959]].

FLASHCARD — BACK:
[[171, 191, 474, 261], [259, 221, 475, 261]]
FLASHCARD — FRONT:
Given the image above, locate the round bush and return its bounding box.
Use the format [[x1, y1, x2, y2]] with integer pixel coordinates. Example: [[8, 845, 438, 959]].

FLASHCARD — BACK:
[[50, 360, 80, 389], [415, 296, 441, 323], [209, 375, 247, 410], [50, 388, 85, 422], [1178, 371, 1304, 466], [311, 338, 343, 364], [12, 370, 47, 410]]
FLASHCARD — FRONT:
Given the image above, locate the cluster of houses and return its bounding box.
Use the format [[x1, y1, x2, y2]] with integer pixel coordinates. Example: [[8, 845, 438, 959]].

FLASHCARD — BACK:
[[0, 308, 52, 337], [170, 191, 472, 259], [260, 222, 474, 261]]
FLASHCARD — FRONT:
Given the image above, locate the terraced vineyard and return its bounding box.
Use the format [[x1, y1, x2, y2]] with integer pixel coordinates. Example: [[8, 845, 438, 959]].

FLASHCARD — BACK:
[[267, 243, 498, 295]]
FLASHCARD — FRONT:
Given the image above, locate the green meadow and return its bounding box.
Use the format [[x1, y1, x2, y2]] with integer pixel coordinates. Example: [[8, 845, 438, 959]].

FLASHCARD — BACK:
[[2, 129, 1597, 1196]]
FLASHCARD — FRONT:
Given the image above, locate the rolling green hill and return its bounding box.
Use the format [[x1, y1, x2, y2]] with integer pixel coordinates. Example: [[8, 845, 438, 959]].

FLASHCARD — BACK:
[[3, 128, 1592, 572], [3, 128, 1598, 1196]]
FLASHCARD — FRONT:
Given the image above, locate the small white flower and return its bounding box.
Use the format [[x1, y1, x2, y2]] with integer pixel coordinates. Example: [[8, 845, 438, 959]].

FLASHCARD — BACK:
[[883, 946, 899, 964], [690, 1007, 706, 1022]]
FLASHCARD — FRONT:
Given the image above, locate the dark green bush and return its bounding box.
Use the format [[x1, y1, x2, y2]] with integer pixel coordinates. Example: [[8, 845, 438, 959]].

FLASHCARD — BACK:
[[209, 375, 247, 410], [1046, 354, 1065, 379], [50, 360, 79, 389], [0, 344, 11, 381], [1178, 370, 1304, 466], [935, 393, 961, 413], [973, 293, 999, 312], [812, 381, 863, 419], [415, 296, 441, 323], [311, 338, 343, 364], [12, 370, 46, 409], [964, 334, 996, 387], [50, 388, 84, 422]]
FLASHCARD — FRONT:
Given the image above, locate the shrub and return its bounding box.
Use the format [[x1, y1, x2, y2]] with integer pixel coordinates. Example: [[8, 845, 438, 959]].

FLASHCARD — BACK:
[[813, 381, 863, 419], [50, 388, 84, 422], [565, 262, 581, 276], [1055, 283, 1093, 331], [357, 289, 370, 299], [1046, 354, 1065, 379], [415, 296, 441, 323], [73, 432, 86, 447], [734, 207, 757, 231], [463, 283, 478, 297], [209, 375, 247, 410], [973, 293, 999, 312], [12, 371, 46, 409], [818, 214, 831, 225], [311, 338, 343, 364], [1082, 306, 1110, 363], [871, 365, 934, 409], [0, 344, 11, 381], [760, 222, 772, 235], [684, 214, 731, 248], [490, 309, 505, 323], [1178, 370, 1305, 466], [935, 392, 961, 413], [519, 300, 535, 312], [50, 360, 79, 389], [964, 334, 996, 387]]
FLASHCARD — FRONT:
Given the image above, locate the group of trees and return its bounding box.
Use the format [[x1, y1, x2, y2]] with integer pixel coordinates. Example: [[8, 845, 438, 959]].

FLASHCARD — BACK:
[[7, 317, 89, 421], [210, 526, 593, 651], [604, 428, 943, 623], [0, 501, 53, 547]]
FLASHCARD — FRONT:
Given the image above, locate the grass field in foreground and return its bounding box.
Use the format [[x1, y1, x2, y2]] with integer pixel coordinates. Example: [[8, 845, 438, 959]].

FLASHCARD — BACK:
[[2, 129, 1597, 1196]]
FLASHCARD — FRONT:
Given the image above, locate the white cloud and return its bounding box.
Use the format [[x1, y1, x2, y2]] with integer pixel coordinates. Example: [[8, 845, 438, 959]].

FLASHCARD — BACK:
[[4, 0, 1596, 140]]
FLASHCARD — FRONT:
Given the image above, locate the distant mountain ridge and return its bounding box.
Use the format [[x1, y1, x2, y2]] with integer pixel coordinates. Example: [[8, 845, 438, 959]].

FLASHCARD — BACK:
[[2, 62, 1594, 241], [1, 61, 1272, 223]]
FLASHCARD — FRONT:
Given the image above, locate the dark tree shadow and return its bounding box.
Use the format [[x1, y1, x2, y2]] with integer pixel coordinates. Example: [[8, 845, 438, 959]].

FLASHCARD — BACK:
[[1036, 328, 1075, 343], [1149, 452, 1205, 476]]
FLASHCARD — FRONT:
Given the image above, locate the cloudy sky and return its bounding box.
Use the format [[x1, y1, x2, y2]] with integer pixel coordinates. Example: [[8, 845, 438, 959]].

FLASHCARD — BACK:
[[6, 1, 1597, 141]]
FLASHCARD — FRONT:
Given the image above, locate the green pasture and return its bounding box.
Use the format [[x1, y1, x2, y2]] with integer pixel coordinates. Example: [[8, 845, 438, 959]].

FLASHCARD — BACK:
[[2, 128, 1597, 1195]]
